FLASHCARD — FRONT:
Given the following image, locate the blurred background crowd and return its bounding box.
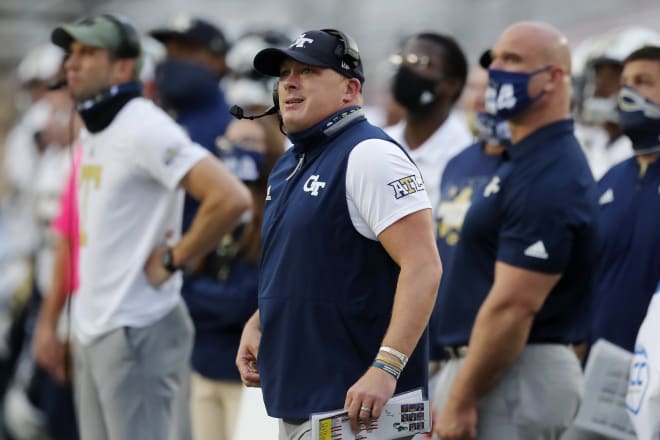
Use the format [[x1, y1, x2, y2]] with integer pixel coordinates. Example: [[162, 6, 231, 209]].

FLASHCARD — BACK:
[[1, 0, 660, 439]]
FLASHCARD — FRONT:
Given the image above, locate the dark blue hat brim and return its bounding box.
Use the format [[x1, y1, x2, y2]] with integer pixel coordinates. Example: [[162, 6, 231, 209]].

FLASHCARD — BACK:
[[254, 47, 334, 77]]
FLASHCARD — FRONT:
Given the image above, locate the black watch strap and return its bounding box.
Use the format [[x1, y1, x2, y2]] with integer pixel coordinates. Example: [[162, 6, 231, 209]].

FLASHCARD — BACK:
[[161, 247, 179, 273]]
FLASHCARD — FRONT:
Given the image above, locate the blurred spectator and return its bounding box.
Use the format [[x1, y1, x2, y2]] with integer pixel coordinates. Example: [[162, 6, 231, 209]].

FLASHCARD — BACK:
[[224, 28, 289, 170], [3, 43, 66, 260], [50, 13, 250, 440], [566, 44, 660, 440], [0, 41, 82, 440], [188, 118, 268, 440], [138, 35, 167, 100], [385, 31, 472, 215], [150, 14, 232, 232], [590, 45, 660, 354], [225, 29, 290, 111], [573, 26, 660, 179], [27, 29, 168, 440], [151, 15, 269, 440], [457, 65, 489, 138]]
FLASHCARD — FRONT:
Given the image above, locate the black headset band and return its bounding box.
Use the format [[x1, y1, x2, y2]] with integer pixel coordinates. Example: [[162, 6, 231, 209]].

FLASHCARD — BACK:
[[320, 28, 360, 69]]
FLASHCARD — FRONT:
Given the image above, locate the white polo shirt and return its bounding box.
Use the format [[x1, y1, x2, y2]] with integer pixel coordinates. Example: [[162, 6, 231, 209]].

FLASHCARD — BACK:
[[74, 98, 207, 344]]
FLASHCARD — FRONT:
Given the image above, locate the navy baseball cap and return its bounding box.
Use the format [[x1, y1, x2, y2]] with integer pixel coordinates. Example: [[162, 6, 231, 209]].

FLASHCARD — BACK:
[[253, 30, 365, 83], [149, 14, 228, 55]]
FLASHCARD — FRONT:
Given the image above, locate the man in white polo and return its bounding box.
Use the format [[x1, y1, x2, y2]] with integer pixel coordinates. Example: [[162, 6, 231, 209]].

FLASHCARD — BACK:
[[51, 14, 251, 440]]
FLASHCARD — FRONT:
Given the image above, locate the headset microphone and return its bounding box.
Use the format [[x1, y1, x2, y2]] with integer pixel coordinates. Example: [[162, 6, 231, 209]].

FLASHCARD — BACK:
[[229, 104, 278, 120]]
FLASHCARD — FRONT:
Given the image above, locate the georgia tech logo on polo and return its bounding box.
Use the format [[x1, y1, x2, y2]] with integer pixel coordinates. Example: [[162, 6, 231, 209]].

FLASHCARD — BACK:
[[483, 176, 501, 197], [599, 188, 614, 205], [303, 175, 326, 196], [266, 185, 272, 201], [388, 175, 425, 199], [290, 34, 314, 48], [163, 146, 180, 165]]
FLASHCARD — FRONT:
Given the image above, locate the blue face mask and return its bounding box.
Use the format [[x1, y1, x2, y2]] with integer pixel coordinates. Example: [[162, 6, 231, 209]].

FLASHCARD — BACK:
[[155, 59, 220, 110], [217, 141, 265, 184], [485, 67, 550, 119], [618, 86, 660, 155], [475, 111, 512, 147]]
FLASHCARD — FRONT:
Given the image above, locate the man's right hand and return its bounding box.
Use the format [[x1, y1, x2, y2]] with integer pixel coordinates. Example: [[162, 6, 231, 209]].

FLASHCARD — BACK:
[[236, 312, 262, 387], [32, 323, 68, 383]]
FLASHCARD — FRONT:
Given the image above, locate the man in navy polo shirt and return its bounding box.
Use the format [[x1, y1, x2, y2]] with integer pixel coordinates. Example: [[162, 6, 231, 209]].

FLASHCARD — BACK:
[[590, 46, 660, 355], [432, 22, 599, 439], [234, 29, 442, 440]]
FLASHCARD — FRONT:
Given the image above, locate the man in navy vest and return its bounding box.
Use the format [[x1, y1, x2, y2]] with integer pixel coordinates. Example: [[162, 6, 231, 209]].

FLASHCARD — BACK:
[[235, 29, 442, 439], [432, 22, 599, 439]]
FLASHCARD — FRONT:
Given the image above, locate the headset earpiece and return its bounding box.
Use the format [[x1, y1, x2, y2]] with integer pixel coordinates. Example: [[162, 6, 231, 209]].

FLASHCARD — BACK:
[[272, 80, 280, 110], [320, 28, 360, 70]]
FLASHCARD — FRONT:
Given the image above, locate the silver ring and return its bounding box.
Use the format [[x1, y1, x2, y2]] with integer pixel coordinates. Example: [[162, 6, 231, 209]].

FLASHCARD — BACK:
[[360, 406, 371, 413]]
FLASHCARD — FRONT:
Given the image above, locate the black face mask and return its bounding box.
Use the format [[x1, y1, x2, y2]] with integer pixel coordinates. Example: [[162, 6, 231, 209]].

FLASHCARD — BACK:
[[391, 65, 440, 113]]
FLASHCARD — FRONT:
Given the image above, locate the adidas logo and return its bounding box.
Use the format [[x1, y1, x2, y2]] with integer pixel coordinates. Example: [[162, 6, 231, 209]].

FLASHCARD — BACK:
[[599, 188, 614, 205], [524, 240, 548, 260]]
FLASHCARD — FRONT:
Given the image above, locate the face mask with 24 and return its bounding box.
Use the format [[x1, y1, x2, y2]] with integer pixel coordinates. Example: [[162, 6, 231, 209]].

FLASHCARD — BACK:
[[220, 145, 265, 184], [391, 65, 439, 112], [485, 67, 550, 119], [618, 86, 660, 155]]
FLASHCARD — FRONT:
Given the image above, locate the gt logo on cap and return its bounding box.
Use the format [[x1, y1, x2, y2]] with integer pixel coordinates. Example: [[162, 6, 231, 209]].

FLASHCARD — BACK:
[[290, 34, 314, 48]]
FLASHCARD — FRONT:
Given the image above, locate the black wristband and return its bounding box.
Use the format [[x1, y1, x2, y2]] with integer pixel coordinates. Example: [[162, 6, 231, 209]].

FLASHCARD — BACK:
[[161, 247, 179, 273]]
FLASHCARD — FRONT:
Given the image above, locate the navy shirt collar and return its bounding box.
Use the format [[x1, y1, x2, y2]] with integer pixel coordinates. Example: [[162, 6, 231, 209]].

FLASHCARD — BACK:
[[505, 119, 575, 161], [289, 106, 365, 154]]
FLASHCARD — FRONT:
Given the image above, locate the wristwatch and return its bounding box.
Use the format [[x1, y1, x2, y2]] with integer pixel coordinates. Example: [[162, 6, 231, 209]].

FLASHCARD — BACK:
[[161, 247, 180, 273]]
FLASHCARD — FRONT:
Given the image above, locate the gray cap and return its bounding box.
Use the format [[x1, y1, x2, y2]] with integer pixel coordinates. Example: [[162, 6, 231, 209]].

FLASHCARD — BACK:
[[51, 14, 141, 59]]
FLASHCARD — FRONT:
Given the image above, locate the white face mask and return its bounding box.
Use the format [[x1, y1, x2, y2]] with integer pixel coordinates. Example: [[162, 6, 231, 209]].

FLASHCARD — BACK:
[[581, 96, 619, 125]]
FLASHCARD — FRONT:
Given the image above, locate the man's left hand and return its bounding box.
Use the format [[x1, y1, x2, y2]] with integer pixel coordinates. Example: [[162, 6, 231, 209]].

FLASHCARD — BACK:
[[344, 366, 397, 434], [434, 399, 477, 440]]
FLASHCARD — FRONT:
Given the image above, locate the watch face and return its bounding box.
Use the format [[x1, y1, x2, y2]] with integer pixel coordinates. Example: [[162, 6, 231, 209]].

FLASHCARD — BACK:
[[162, 248, 176, 272]]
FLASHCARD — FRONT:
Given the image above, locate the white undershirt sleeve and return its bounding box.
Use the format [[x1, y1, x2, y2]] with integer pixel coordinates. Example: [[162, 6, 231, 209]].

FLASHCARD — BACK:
[[346, 138, 432, 240]]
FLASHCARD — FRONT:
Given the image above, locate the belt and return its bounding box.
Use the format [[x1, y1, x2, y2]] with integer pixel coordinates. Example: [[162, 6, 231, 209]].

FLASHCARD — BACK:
[[441, 342, 575, 360], [443, 345, 468, 359], [282, 418, 307, 426]]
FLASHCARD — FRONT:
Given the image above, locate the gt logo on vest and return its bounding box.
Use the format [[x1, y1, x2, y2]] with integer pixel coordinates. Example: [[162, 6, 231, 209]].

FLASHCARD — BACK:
[[303, 175, 326, 196], [388, 175, 425, 199]]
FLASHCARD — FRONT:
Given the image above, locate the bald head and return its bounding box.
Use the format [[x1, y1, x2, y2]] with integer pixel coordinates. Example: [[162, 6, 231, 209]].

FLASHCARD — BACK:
[[497, 21, 571, 74], [489, 21, 573, 137]]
